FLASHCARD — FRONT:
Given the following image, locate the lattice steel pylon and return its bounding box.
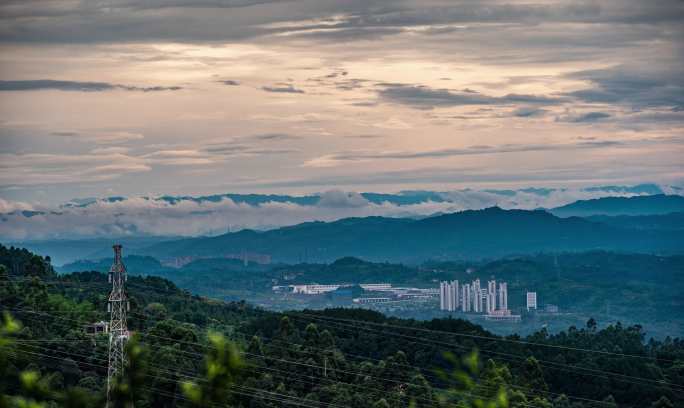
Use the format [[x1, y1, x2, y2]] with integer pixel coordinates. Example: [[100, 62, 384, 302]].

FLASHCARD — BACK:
[[106, 244, 130, 407]]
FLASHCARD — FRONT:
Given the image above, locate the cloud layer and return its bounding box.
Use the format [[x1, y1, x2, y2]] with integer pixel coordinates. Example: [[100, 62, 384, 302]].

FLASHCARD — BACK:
[[2, 185, 680, 241], [0, 80, 182, 92]]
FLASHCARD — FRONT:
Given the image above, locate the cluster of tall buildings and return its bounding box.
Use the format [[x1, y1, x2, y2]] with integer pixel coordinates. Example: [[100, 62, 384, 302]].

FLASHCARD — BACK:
[[439, 279, 508, 314]]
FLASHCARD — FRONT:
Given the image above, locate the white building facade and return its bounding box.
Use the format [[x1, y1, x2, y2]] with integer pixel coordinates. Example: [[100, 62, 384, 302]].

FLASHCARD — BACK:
[[440, 279, 513, 318], [499, 282, 508, 311], [439, 280, 459, 311], [526, 291, 537, 310]]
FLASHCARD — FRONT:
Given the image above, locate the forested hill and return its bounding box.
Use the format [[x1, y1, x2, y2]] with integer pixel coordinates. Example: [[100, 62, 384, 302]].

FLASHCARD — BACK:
[[137, 207, 684, 263], [1, 244, 683, 407], [584, 212, 684, 231], [55, 251, 684, 338]]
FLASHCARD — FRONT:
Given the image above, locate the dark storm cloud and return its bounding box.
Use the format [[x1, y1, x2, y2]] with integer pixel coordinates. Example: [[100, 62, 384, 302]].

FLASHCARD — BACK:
[[0, 80, 182, 92], [125, 0, 289, 11], [204, 142, 297, 156], [512, 107, 548, 118], [51, 131, 79, 137], [565, 65, 684, 109], [377, 84, 561, 109], [262, 84, 305, 93], [1, 0, 682, 44], [314, 140, 625, 163], [250, 133, 298, 141], [256, 0, 684, 43], [557, 111, 612, 123]]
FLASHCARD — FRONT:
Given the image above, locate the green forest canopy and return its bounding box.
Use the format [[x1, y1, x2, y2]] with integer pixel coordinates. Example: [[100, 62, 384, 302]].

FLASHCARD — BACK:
[[1, 244, 682, 407]]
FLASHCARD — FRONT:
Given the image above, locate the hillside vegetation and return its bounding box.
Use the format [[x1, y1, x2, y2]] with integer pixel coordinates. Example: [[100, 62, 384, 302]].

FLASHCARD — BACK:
[[1, 245, 683, 407]]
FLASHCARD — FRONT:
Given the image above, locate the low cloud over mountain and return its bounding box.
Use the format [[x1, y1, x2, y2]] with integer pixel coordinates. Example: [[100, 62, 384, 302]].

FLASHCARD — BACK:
[[1, 184, 680, 240]]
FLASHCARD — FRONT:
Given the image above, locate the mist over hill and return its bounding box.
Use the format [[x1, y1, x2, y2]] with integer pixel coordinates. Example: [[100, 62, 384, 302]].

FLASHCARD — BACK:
[[2, 184, 681, 241]]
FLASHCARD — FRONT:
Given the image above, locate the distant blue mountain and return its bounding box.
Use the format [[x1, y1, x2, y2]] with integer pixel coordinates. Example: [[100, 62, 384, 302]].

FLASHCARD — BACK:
[[585, 212, 684, 230], [138, 207, 684, 263], [550, 194, 684, 217], [11, 236, 178, 266]]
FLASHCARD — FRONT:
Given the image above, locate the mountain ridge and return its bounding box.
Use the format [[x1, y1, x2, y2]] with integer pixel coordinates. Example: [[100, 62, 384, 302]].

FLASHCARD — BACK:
[[137, 207, 684, 263], [550, 194, 684, 217]]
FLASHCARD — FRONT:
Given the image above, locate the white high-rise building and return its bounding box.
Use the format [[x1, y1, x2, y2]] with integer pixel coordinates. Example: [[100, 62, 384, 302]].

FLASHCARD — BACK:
[[472, 279, 482, 313], [440, 282, 447, 310], [526, 291, 537, 310], [439, 280, 459, 311], [499, 282, 508, 311], [439, 278, 513, 316], [462, 283, 471, 312], [487, 280, 497, 313]]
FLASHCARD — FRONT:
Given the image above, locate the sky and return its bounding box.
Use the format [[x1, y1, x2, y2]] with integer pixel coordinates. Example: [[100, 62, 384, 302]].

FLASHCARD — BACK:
[[1, 0, 683, 209]]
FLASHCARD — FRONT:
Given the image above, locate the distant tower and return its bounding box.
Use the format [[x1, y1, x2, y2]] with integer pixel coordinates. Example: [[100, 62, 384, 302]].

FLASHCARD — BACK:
[[107, 245, 130, 406]]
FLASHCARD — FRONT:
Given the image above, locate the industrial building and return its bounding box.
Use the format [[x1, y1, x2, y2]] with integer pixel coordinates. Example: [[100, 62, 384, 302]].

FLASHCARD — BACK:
[[272, 283, 392, 295], [273, 283, 439, 308]]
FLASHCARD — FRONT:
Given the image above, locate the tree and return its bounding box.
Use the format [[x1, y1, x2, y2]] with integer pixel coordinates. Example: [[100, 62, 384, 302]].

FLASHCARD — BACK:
[[520, 357, 548, 395], [279, 316, 293, 338], [0, 313, 97, 408], [182, 332, 242, 407], [320, 329, 335, 350], [247, 335, 264, 356], [439, 350, 510, 408], [373, 398, 390, 408], [108, 335, 149, 408], [304, 323, 320, 347], [407, 373, 434, 407], [591, 395, 617, 408], [651, 396, 674, 408], [1, 312, 22, 408]]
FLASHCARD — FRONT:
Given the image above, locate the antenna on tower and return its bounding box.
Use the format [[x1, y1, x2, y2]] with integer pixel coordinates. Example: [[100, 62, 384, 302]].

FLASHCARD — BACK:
[[106, 244, 130, 407]]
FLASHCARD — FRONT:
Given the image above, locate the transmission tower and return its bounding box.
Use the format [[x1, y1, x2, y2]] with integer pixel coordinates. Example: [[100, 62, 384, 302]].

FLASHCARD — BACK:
[[106, 244, 130, 406]]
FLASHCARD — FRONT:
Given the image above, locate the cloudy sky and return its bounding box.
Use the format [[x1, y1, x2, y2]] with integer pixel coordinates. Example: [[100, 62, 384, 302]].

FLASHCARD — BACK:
[[1, 0, 683, 207]]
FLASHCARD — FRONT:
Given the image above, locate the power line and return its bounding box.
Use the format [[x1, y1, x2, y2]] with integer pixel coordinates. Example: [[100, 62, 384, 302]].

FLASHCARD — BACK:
[[281, 309, 675, 363], [283, 311, 684, 391], [5, 274, 683, 401], [5, 310, 651, 407], [7, 342, 514, 408], [5, 274, 673, 363], [3, 310, 525, 407], [5, 302, 682, 394]]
